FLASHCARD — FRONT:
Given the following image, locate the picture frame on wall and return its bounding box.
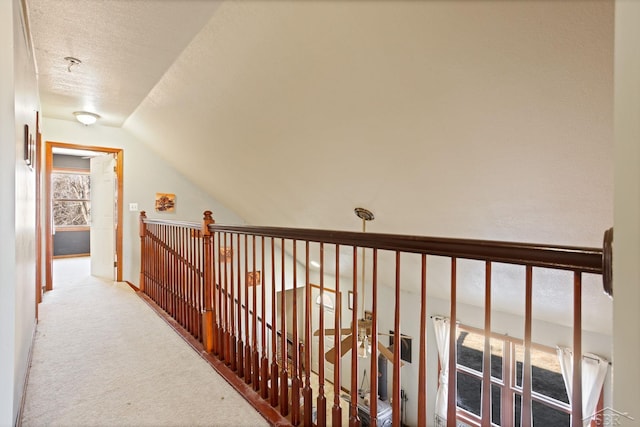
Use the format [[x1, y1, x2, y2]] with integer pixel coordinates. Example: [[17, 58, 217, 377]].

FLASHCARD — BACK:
[[389, 330, 412, 363], [247, 271, 261, 286], [23, 124, 35, 170], [220, 247, 233, 262], [24, 124, 30, 166], [155, 193, 176, 212]]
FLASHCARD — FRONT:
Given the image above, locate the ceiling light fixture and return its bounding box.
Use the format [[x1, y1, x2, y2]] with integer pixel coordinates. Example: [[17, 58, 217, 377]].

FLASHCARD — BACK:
[[73, 111, 100, 126], [354, 207, 374, 359], [64, 56, 82, 72]]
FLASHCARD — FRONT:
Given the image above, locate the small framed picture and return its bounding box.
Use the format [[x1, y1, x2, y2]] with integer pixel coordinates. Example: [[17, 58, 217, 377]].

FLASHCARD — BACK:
[[247, 271, 261, 286], [24, 124, 30, 166], [155, 193, 176, 212], [348, 290, 354, 310], [220, 247, 233, 262]]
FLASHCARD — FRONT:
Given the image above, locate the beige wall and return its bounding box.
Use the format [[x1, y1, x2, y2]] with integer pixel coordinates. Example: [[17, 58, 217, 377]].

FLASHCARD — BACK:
[[0, 0, 39, 424], [613, 2, 640, 425]]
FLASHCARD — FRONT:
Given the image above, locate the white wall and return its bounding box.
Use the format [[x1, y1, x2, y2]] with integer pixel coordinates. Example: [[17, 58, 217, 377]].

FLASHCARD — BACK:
[[0, 2, 17, 424], [42, 118, 246, 286], [613, 2, 640, 425], [0, 0, 39, 424]]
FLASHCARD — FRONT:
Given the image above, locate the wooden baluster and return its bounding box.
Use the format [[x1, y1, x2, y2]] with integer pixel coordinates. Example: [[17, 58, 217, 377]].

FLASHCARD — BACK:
[[232, 233, 239, 373], [223, 233, 230, 364], [332, 244, 342, 427], [317, 242, 327, 426], [349, 246, 360, 427], [418, 254, 427, 427], [139, 211, 147, 292], [181, 227, 187, 331], [260, 236, 269, 399], [186, 228, 192, 335], [245, 234, 252, 384], [215, 231, 223, 356], [270, 237, 279, 408], [161, 224, 166, 310], [184, 227, 189, 332], [190, 227, 196, 337], [522, 265, 533, 427], [392, 251, 401, 427], [279, 238, 289, 417], [161, 225, 166, 312], [170, 226, 175, 316], [149, 223, 154, 300], [252, 235, 261, 391], [447, 258, 457, 427], [572, 272, 583, 427], [172, 225, 177, 319], [482, 262, 492, 427], [177, 226, 183, 328], [194, 227, 201, 339], [182, 227, 187, 330], [303, 241, 313, 426], [202, 211, 215, 352], [212, 232, 220, 355], [370, 249, 378, 427], [291, 240, 300, 425], [156, 225, 161, 306]]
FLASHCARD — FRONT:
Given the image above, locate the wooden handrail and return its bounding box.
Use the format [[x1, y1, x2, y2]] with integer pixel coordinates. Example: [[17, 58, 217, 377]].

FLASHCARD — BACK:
[[140, 218, 605, 274], [205, 224, 604, 274]]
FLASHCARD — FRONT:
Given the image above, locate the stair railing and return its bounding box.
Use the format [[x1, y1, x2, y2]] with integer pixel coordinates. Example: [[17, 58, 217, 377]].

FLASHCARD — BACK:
[[139, 210, 611, 427]]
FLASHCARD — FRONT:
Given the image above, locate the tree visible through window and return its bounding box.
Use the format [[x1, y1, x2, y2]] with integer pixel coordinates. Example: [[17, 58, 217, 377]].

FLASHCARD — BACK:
[[52, 173, 91, 226]]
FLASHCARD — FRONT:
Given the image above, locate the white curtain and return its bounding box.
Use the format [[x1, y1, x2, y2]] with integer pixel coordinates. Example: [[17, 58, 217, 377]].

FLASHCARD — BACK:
[[433, 316, 452, 420], [557, 346, 609, 427]]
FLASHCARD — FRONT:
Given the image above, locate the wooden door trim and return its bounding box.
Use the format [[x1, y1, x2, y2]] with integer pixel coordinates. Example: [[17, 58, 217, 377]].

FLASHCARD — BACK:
[[45, 141, 124, 290]]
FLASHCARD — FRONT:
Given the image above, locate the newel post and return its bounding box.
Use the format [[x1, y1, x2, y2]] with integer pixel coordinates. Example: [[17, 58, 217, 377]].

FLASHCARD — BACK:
[[202, 210, 216, 353], [139, 211, 147, 292]]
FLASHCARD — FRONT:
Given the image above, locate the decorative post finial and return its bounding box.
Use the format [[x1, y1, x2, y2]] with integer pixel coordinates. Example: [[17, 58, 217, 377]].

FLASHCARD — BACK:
[[202, 210, 214, 236]]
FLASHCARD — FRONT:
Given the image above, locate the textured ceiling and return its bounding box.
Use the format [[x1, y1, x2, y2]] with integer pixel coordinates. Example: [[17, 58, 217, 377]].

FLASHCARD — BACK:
[[29, 0, 221, 126], [28, 0, 614, 334]]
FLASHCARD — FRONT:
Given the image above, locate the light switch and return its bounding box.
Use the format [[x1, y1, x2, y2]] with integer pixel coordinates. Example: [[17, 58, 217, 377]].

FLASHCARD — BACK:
[[129, 203, 138, 212]]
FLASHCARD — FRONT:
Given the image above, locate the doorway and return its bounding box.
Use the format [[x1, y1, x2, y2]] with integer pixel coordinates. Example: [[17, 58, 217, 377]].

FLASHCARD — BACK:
[[310, 284, 339, 382], [44, 141, 123, 291]]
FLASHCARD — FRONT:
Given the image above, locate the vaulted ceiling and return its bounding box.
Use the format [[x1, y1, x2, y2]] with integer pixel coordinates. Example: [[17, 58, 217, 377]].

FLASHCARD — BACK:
[[28, 0, 614, 333]]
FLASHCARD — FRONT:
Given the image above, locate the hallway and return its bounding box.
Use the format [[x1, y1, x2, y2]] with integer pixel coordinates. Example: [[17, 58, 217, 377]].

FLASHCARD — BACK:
[[20, 258, 268, 426]]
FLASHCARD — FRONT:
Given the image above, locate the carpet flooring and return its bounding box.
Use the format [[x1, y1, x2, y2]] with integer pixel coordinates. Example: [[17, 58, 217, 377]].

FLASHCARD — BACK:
[[20, 257, 268, 427]]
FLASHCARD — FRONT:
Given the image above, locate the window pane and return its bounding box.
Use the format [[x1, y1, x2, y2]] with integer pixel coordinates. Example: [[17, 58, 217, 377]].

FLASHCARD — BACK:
[[492, 384, 501, 425], [457, 371, 481, 416], [514, 345, 568, 404], [532, 400, 570, 426], [514, 393, 522, 426], [52, 173, 90, 200], [491, 339, 503, 380], [457, 330, 483, 372], [53, 201, 91, 226], [531, 350, 568, 404], [515, 345, 524, 387]]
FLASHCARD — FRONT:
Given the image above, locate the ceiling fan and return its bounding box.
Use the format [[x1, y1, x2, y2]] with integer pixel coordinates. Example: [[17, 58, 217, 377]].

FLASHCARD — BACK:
[[313, 208, 406, 366]]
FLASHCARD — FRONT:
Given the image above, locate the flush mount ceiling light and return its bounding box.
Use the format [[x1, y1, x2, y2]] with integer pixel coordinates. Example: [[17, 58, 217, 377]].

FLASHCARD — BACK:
[[73, 111, 100, 125], [64, 56, 82, 72]]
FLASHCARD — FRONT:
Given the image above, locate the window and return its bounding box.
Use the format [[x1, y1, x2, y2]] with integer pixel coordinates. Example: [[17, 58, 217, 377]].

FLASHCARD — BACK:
[[52, 172, 91, 227], [454, 325, 572, 426]]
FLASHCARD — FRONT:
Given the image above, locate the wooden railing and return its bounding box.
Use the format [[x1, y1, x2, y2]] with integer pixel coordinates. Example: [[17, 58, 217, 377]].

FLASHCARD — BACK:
[[139, 211, 612, 427]]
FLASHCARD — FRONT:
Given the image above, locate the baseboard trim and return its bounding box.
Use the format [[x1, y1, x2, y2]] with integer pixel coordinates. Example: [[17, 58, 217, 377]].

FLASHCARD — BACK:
[[124, 280, 139, 292], [134, 291, 290, 427], [15, 321, 37, 427]]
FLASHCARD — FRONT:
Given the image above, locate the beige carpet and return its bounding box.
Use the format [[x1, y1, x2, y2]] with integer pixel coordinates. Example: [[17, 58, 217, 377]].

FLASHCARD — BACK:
[[20, 258, 268, 427]]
